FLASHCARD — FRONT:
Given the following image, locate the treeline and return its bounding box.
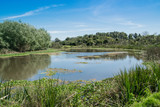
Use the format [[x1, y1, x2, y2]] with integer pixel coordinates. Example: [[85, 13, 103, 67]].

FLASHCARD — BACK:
[[53, 31, 160, 49], [0, 21, 51, 52]]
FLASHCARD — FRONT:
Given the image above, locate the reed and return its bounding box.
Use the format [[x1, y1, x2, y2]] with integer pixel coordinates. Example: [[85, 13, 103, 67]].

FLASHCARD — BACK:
[[116, 63, 160, 105]]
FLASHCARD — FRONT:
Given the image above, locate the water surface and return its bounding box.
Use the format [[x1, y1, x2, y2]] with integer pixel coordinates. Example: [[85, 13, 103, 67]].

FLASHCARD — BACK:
[[0, 50, 143, 81]]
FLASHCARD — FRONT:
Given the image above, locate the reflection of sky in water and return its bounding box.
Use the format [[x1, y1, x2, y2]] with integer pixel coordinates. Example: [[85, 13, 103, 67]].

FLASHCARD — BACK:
[[28, 52, 143, 81]]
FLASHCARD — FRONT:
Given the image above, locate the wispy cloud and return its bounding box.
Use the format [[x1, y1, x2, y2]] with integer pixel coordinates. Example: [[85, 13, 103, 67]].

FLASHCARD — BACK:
[[49, 28, 110, 40], [92, 0, 115, 16], [1, 4, 64, 20], [93, 4, 110, 16], [48, 28, 108, 34], [75, 24, 87, 27], [119, 21, 143, 28], [74, 23, 88, 28]]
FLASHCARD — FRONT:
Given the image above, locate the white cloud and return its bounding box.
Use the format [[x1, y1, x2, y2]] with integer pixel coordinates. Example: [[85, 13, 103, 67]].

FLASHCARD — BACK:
[[1, 4, 64, 20], [119, 21, 143, 28], [48, 28, 109, 34], [75, 24, 87, 28], [49, 28, 110, 40]]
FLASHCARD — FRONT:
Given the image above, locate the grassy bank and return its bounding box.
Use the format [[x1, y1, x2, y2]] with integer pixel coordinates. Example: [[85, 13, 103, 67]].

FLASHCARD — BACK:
[[0, 47, 144, 59], [61, 46, 143, 51], [0, 48, 62, 58], [0, 62, 160, 106]]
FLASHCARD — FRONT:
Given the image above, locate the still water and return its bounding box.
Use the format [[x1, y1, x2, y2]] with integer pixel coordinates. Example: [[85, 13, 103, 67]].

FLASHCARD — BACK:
[[0, 50, 143, 81]]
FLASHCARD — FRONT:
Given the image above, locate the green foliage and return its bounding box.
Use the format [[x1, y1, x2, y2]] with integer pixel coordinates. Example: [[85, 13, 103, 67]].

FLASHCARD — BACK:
[[0, 78, 119, 106], [0, 48, 60, 58], [0, 21, 51, 52], [55, 31, 160, 49], [116, 63, 160, 105], [146, 47, 160, 60], [51, 42, 62, 48], [132, 92, 160, 107]]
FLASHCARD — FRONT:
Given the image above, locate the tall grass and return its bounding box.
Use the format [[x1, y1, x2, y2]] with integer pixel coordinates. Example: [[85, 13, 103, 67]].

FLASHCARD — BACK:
[[6, 79, 83, 106], [0, 81, 13, 105], [0, 79, 118, 106], [116, 63, 160, 105]]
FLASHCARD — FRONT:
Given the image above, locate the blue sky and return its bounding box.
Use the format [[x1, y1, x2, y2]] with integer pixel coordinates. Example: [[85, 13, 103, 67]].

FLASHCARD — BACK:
[[0, 0, 160, 40]]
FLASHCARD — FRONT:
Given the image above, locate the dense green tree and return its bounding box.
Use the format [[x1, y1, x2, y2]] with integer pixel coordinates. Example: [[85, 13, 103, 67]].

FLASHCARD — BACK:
[[133, 33, 138, 39], [55, 38, 61, 42], [0, 21, 51, 52], [54, 31, 160, 49], [129, 34, 133, 40]]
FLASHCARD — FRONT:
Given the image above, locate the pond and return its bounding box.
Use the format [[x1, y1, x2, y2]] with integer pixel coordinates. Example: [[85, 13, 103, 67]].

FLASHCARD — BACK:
[[0, 49, 143, 81]]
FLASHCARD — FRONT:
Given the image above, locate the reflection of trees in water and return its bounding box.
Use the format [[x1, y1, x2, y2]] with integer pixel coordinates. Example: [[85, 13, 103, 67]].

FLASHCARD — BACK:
[[128, 53, 144, 61], [67, 49, 144, 61], [104, 53, 128, 60], [0, 54, 51, 80], [66, 49, 124, 52], [79, 53, 143, 61]]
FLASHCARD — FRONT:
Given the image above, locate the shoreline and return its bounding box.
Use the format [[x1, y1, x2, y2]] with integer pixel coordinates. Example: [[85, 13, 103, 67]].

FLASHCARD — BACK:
[[0, 47, 143, 58], [0, 48, 62, 58]]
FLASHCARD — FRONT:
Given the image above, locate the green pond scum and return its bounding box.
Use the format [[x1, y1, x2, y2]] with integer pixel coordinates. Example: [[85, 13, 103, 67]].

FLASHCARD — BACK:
[[41, 68, 83, 77], [75, 62, 89, 64]]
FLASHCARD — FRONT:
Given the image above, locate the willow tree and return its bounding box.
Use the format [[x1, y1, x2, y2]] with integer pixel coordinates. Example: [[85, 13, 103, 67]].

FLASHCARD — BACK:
[[0, 21, 51, 52]]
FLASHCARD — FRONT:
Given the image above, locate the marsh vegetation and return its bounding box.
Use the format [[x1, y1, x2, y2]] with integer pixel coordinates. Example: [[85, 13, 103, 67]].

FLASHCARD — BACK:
[[0, 21, 160, 106], [0, 63, 160, 107], [0, 48, 159, 106]]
